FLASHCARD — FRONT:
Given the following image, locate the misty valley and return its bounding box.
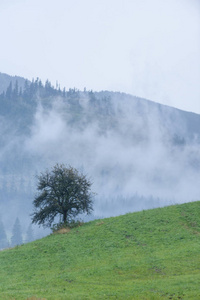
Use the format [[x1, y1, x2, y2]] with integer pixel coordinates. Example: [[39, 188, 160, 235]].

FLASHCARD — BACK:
[[0, 72, 200, 249]]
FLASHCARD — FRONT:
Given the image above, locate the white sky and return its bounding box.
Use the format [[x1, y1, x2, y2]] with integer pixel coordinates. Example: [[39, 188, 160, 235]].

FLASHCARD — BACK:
[[0, 0, 200, 113]]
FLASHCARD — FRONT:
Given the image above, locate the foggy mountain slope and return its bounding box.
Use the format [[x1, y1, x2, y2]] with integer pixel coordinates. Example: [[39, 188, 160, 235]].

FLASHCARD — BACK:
[[0, 72, 29, 95], [0, 74, 200, 229], [95, 90, 200, 139]]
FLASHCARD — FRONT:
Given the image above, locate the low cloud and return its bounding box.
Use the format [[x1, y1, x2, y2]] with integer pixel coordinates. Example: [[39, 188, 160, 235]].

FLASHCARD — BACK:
[[24, 94, 200, 212]]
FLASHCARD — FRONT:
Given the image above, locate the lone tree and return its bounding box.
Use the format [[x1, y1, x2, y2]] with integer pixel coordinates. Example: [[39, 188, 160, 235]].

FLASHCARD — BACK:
[[32, 164, 93, 227]]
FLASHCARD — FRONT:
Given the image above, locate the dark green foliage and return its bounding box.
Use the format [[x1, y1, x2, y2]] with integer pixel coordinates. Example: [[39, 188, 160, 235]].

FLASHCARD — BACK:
[[32, 164, 93, 227], [11, 218, 23, 247]]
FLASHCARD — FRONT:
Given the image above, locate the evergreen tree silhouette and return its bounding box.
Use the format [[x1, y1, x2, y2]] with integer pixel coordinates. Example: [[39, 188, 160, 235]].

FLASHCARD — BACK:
[[13, 80, 19, 98], [26, 224, 34, 243], [0, 219, 8, 249], [11, 218, 23, 247], [5, 81, 12, 99]]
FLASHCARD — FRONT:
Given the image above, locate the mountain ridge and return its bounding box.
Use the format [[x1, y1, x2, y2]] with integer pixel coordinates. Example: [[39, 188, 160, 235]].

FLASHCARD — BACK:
[[0, 72, 29, 94], [0, 72, 200, 245], [1, 72, 199, 116]]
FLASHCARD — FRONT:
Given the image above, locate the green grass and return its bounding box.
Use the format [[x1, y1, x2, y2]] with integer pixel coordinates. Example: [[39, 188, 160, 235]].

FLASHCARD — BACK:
[[0, 201, 200, 299]]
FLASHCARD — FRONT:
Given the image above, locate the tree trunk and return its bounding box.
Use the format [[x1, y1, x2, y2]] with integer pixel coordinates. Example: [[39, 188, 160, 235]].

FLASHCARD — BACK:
[[63, 211, 67, 223]]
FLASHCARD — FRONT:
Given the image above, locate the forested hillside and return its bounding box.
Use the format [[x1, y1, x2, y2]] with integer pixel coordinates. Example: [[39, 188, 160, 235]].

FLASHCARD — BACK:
[[0, 73, 200, 247], [0, 72, 28, 95]]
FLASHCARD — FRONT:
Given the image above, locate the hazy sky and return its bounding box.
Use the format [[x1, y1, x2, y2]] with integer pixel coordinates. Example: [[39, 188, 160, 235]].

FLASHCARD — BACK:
[[0, 0, 199, 113]]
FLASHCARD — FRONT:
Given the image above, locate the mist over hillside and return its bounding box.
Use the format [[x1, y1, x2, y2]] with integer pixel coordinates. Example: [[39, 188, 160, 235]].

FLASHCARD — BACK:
[[0, 73, 200, 245]]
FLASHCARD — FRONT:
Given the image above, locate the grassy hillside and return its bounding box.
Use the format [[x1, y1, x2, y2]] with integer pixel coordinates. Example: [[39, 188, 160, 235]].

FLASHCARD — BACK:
[[0, 201, 199, 300]]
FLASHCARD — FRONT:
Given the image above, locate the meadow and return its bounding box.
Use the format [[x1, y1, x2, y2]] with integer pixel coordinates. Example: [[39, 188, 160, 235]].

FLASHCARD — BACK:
[[0, 201, 199, 299]]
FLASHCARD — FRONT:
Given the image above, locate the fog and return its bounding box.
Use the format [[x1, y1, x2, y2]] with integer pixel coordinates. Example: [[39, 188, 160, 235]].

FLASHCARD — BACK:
[[0, 92, 200, 248], [25, 93, 200, 209]]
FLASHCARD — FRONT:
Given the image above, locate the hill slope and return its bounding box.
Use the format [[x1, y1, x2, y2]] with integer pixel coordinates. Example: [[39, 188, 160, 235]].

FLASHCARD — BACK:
[[0, 74, 200, 236], [0, 72, 28, 94], [0, 201, 199, 299]]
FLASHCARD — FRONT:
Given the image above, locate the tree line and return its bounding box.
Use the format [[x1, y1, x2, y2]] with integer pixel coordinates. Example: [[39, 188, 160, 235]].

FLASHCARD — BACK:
[[0, 77, 107, 114], [0, 217, 34, 250], [0, 77, 81, 101]]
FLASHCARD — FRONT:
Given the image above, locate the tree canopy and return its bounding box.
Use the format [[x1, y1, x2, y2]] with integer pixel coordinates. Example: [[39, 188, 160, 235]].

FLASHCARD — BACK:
[[32, 164, 93, 227]]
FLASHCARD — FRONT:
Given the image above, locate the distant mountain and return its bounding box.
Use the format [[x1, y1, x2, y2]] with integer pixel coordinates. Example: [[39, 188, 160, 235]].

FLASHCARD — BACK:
[[0, 73, 200, 237], [95, 90, 200, 141], [0, 72, 29, 94]]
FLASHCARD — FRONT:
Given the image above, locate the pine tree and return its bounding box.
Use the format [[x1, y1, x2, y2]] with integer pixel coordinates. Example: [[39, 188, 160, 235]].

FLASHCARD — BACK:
[[0, 219, 8, 249], [23, 79, 30, 99], [19, 86, 22, 97], [13, 80, 19, 98], [5, 81, 12, 99], [11, 218, 23, 247], [26, 224, 34, 243]]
